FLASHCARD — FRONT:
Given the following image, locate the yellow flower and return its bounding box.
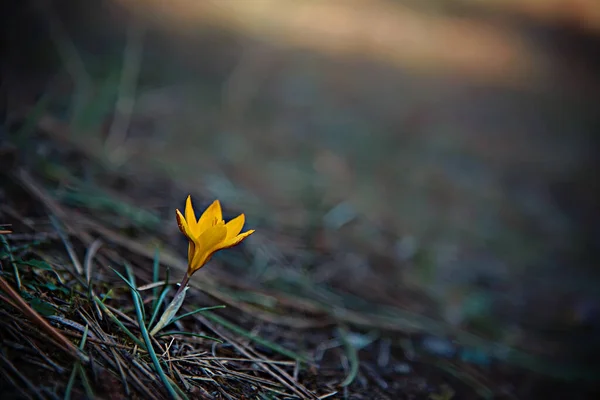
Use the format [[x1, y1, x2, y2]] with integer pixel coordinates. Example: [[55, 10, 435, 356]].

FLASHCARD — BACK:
[[176, 196, 255, 276]]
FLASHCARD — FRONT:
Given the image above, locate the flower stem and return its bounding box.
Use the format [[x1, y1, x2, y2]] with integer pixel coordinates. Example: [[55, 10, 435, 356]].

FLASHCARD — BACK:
[[173, 274, 190, 299]]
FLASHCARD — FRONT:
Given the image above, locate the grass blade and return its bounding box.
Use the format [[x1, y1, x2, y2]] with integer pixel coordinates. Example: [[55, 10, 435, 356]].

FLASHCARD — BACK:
[[337, 327, 359, 387], [64, 360, 79, 400], [64, 324, 94, 400], [152, 247, 161, 311], [149, 287, 171, 329], [203, 311, 310, 363], [124, 264, 184, 400], [1, 236, 21, 291], [170, 305, 226, 324], [93, 296, 145, 348], [109, 266, 146, 322]]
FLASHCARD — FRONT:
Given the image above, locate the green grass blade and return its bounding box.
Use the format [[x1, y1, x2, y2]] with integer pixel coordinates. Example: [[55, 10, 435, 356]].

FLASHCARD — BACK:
[[1, 236, 21, 291], [80, 324, 90, 350], [64, 325, 93, 400], [100, 289, 113, 304], [149, 287, 171, 329], [109, 266, 146, 322], [93, 296, 145, 348], [203, 311, 310, 363], [149, 266, 172, 329], [64, 360, 79, 400], [124, 264, 184, 400], [77, 364, 95, 400], [77, 325, 95, 399], [169, 305, 226, 324], [0, 240, 48, 256], [152, 247, 161, 311], [337, 327, 359, 387]]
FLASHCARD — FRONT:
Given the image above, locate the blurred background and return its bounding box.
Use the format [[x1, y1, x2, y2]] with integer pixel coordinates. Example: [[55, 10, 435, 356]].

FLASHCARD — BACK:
[[2, 0, 600, 396]]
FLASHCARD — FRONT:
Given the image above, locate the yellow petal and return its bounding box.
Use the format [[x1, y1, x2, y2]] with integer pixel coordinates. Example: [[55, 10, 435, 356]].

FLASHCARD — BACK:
[[184, 195, 198, 237], [187, 241, 195, 265], [176, 209, 192, 240], [221, 229, 255, 249], [197, 200, 223, 234], [188, 223, 227, 273], [224, 214, 245, 241]]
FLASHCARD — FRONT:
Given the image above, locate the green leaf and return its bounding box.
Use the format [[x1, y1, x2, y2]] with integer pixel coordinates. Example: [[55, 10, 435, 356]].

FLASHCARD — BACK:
[[149, 287, 188, 336], [39, 281, 70, 294], [29, 298, 56, 316], [17, 259, 55, 271]]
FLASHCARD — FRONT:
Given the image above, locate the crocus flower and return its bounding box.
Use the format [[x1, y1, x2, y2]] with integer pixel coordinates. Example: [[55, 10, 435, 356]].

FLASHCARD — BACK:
[[176, 196, 254, 277], [150, 196, 254, 336]]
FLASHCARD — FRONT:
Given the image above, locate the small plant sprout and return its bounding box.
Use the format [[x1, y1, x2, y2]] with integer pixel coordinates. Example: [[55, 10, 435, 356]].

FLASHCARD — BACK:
[[150, 196, 255, 335]]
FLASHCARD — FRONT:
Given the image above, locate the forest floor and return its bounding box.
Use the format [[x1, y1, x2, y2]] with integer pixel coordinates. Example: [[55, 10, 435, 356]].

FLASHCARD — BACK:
[[0, 114, 598, 400]]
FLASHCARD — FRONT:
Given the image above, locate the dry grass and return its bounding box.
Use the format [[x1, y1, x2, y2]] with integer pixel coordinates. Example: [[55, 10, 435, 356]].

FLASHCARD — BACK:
[[0, 116, 598, 399], [2, 1, 599, 398]]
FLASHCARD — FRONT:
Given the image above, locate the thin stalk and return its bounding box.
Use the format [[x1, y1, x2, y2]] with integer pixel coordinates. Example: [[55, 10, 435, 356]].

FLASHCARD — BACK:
[[125, 265, 182, 400], [172, 274, 190, 300]]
